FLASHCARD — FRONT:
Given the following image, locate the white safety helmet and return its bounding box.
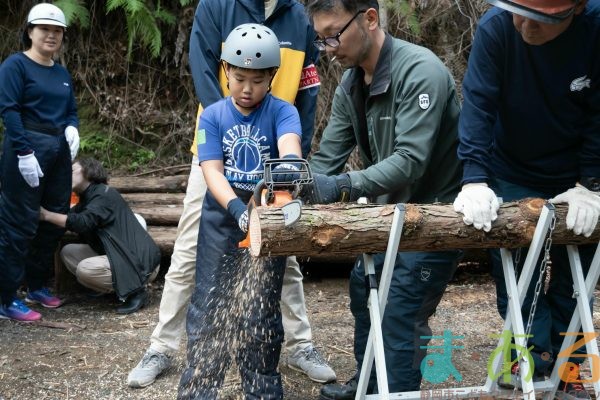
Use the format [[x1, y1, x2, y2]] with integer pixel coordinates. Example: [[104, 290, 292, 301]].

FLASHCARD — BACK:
[[27, 3, 67, 28], [221, 23, 280, 69]]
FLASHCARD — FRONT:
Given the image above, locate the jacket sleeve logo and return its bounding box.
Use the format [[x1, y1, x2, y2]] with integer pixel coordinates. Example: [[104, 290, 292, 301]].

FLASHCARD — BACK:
[[418, 93, 430, 110], [299, 64, 321, 90]]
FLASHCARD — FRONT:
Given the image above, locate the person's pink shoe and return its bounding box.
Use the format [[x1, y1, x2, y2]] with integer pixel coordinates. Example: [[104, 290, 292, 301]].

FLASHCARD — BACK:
[[0, 299, 42, 322], [25, 287, 63, 308]]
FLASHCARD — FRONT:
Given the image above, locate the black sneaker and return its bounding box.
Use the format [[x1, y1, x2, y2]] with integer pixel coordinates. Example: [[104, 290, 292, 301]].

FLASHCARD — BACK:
[[320, 377, 357, 400], [556, 364, 591, 400]]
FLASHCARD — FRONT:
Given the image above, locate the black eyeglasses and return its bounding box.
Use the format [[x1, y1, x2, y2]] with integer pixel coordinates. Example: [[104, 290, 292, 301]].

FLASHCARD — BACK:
[[313, 10, 366, 51]]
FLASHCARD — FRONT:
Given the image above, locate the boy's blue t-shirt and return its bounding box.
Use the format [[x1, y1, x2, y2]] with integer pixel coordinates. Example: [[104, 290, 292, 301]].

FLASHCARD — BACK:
[[197, 93, 301, 191]]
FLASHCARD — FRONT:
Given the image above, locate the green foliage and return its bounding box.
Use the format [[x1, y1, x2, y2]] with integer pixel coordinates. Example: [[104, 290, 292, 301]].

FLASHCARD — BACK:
[[128, 149, 156, 171], [385, 0, 421, 36], [77, 109, 157, 172], [105, 0, 187, 59], [53, 0, 91, 29], [79, 131, 157, 171]]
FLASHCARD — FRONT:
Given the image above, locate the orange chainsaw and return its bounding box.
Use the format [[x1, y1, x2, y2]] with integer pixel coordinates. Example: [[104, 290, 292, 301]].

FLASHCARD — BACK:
[[239, 158, 313, 248]]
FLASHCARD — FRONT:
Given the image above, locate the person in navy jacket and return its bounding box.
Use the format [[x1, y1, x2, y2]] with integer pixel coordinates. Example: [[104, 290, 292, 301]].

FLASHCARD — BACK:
[[0, 3, 80, 322], [454, 1, 600, 398]]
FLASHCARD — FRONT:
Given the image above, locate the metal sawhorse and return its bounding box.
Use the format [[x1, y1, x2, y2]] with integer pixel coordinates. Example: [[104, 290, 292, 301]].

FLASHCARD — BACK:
[[356, 203, 600, 399]]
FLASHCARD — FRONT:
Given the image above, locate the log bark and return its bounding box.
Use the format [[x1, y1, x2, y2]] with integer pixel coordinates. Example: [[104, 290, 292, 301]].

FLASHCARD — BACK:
[[133, 206, 183, 226], [147, 226, 179, 253], [61, 226, 178, 254], [109, 175, 188, 193], [122, 192, 186, 206], [248, 198, 600, 257]]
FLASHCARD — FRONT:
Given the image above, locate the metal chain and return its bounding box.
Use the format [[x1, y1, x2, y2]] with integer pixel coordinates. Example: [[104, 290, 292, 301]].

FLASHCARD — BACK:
[[511, 211, 556, 399], [513, 248, 522, 279], [524, 212, 556, 341]]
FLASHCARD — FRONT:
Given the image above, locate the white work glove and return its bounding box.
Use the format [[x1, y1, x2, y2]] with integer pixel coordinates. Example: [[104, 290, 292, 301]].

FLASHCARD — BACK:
[[453, 182, 499, 232], [64, 126, 80, 160], [549, 185, 600, 237], [17, 152, 44, 188]]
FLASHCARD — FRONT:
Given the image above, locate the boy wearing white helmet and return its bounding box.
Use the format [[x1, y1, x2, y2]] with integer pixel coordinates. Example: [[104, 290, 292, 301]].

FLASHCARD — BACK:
[[177, 23, 303, 399], [0, 3, 79, 322]]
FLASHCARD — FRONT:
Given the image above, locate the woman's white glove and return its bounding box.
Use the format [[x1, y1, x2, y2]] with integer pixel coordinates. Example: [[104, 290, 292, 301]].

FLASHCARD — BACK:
[[549, 185, 600, 237], [17, 152, 44, 188], [64, 126, 80, 160], [453, 182, 499, 232]]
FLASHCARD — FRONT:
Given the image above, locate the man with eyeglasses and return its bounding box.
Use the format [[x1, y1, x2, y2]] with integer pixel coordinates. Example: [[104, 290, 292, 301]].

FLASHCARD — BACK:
[[303, 0, 463, 398], [454, 1, 600, 398]]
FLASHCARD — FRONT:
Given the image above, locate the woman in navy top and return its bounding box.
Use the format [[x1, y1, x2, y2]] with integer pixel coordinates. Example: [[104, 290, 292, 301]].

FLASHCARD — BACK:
[[0, 3, 79, 321]]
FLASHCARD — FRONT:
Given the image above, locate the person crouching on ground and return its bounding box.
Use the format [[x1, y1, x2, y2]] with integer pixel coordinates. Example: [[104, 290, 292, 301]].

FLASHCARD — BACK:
[[39, 158, 161, 315], [177, 23, 303, 399]]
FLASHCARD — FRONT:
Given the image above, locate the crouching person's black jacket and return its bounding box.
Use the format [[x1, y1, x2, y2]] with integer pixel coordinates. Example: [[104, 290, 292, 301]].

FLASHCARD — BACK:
[[66, 183, 161, 300]]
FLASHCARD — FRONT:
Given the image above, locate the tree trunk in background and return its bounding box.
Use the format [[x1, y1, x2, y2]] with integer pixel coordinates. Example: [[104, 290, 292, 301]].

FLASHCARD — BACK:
[[379, 0, 388, 31], [248, 199, 600, 257]]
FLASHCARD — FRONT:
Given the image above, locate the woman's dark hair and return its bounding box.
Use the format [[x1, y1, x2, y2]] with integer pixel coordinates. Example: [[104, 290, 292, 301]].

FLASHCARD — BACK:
[[75, 158, 109, 185], [21, 23, 33, 49]]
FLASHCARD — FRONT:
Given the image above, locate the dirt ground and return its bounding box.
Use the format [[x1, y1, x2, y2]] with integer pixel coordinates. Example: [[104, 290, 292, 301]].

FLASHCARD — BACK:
[[1, 263, 599, 400]]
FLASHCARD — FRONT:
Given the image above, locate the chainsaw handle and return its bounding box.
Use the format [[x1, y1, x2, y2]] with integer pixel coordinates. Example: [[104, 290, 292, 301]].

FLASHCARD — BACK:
[[253, 180, 266, 206]]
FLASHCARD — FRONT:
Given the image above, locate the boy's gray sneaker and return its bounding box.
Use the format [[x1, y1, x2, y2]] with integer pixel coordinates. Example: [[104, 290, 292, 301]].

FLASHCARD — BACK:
[[287, 346, 337, 383], [127, 349, 172, 388]]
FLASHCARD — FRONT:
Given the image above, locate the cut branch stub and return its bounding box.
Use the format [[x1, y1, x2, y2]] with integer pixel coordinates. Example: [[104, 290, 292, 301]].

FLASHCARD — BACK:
[[248, 198, 600, 257]]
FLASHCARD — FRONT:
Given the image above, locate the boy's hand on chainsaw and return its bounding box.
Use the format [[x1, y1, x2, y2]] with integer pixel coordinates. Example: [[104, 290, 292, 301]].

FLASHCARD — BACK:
[[272, 154, 302, 183], [227, 197, 249, 233]]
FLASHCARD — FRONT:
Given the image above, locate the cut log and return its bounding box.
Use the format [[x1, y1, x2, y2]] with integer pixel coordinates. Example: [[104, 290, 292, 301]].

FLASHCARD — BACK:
[[61, 226, 179, 254], [109, 175, 188, 193], [248, 199, 600, 257], [133, 206, 183, 226], [122, 192, 186, 206], [147, 226, 179, 254]]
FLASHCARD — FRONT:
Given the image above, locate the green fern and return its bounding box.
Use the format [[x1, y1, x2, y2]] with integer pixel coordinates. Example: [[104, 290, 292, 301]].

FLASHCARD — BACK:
[[106, 0, 179, 59], [53, 0, 90, 29]]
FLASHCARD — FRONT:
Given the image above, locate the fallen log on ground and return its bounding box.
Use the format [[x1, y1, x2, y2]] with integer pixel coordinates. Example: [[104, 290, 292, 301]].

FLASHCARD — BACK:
[[109, 175, 188, 193], [248, 198, 600, 258], [122, 192, 185, 206]]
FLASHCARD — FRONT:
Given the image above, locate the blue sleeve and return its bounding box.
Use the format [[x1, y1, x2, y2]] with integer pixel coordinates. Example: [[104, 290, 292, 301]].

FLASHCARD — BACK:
[[197, 105, 223, 162], [0, 57, 31, 154], [275, 102, 302, 142], [295, 23, 320, 158], [65, 75, 79, 128], [458, 23, 503, 184], [189, 0, 224, 108]]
